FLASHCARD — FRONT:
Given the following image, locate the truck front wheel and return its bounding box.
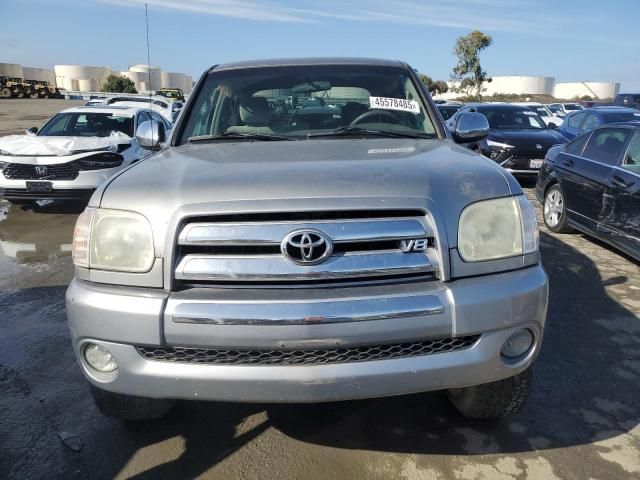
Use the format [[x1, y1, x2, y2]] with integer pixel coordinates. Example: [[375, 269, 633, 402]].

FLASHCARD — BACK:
[[89, 384, 175, 420], [448, 369, 532, 419]]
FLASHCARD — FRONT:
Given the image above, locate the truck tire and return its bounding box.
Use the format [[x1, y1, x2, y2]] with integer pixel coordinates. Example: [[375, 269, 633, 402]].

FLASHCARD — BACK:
[[30, 91, 40, 99], [1, 87, 12, 98], [89, 384, 175, 420], [448, 368, 532, 419], [543, 184, 572, 233]]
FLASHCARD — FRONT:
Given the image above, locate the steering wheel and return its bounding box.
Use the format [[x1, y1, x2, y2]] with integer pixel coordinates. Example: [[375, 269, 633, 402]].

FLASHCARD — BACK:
[[350, 109, 401, 126]]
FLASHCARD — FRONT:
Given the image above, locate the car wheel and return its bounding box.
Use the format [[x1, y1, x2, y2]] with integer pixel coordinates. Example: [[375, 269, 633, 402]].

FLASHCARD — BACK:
[[543, 184, 572, 233], [89, 384, 175, 420], [448, 369, 532, 419]]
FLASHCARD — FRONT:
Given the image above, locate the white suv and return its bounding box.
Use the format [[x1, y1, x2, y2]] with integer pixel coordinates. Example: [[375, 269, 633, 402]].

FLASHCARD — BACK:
[[0, 105, 171, 202]]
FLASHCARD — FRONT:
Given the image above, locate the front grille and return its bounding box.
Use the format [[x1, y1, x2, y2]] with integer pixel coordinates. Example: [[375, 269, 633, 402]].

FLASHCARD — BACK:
[[137, 336, 479, 366], [0, 188, 94, 200], [502, 154, 545, 170], [3, 163, 79, 180], [173, 210, 438, 286]]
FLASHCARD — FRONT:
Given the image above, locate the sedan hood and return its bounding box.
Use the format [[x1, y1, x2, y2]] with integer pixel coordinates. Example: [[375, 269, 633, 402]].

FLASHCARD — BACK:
[[97, 138, 517, 253], [487, 129, 567, 152]]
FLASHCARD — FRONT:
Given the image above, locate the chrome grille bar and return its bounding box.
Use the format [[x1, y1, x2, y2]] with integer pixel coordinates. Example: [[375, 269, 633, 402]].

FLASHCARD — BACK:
[[175, 251, 434, 282], [178, 219, 429, 245]]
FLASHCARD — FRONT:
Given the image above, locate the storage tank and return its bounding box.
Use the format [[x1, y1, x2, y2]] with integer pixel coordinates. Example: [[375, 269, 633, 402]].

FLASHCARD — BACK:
[[22, 67, 56, 85], [78, 78, 98, 92], [161, 71, 187, 90], [553, 82, 620, 100], [184, 75, 193, 93], [127, 64, 161, 91], [54, 65, 111, 91], [484, 76, 555, 96], [0, 63, 24, 79]]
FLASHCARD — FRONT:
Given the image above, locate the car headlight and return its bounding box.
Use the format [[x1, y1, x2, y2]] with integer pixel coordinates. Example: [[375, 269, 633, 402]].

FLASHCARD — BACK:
[[72, 207, 155, 272], [458, 196, 538, 262], [0, 161, 7, 171], [486, 139, 515, 150]]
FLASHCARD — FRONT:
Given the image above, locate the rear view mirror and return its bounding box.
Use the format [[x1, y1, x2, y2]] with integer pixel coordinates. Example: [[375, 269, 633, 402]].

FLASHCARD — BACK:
[[452, 112, 489, 144], [136, 120, 166, 150], [291, 81, 331, 94]]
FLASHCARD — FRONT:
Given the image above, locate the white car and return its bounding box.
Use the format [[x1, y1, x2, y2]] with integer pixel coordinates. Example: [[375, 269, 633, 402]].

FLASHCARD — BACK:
[[105, 96, 173, 122], [0, 105, 172, 203], [547, 102, 583, 118], [512, 102, 561, 127]]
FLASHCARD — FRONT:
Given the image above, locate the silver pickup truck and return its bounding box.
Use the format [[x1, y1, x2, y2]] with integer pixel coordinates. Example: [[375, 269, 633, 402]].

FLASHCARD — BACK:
[[66, 58, 548, 420]]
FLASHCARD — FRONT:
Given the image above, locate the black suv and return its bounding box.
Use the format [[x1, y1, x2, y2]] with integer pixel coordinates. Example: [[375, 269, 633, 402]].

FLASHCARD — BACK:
[[614, 93, 640, 110]]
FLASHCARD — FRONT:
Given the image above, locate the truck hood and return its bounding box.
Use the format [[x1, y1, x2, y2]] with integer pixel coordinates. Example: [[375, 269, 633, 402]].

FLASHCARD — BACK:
[[97, 138, 517, 254]]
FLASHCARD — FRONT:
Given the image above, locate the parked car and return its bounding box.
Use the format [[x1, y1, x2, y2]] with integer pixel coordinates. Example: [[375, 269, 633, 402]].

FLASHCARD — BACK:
[[536, 123, 640, 260], [447, 103, 567, 176], [512, 102, 560, 127], [66, 57, 547, 421], [547, 103, 583, 118], [156, 88, 185, 103], [614, 93, 640, 110], [0, 105, 172, 202], [436, 102, 463, 121], [555, 107, 640, 140], [84, 98, 106, 107], [105, 96, 173, 122]]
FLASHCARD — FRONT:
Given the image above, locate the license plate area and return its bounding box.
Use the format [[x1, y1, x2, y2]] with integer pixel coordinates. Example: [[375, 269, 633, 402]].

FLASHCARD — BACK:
[[529, 159, 543, 169], [26, 181, 53, 192]]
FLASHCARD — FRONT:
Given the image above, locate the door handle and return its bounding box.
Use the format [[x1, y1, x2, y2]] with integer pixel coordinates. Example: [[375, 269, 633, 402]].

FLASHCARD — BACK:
[[611, 175, 634, 189], [562, 158, 574, 167]]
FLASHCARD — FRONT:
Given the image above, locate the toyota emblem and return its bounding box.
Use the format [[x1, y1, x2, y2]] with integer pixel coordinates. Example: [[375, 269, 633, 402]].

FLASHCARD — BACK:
[[281, 229, 333, 265]]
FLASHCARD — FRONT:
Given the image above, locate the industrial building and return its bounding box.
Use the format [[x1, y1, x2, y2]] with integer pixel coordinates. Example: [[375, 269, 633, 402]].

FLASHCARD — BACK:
[[0, 62, 193, 94], [437, 75, 620, 100]]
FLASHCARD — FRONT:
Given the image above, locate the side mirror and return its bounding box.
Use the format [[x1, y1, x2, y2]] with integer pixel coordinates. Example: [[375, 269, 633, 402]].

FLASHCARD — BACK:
[[136, 120, 166, 150], [548, 122, 557, 129], [26, 126, 38, 135], [452, 112, 489, 143]]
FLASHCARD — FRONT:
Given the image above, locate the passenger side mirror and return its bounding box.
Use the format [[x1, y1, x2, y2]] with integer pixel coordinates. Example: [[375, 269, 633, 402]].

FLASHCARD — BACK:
[[136, 120, 166, 150], [452, 112, 489, 144], [548, 122, 557, 129], [26, 126, 38, 135]]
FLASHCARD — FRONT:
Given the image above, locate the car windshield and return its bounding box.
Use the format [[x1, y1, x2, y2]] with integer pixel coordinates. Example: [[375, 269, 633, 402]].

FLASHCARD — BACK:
[[564, 104, 582, 111], [437, 105, 462, 120], [38, 112, 134, 137], [602, 111, 640, 123], [479, 108, 546, 130], [528, 106, 551, 117], [178, 64, 437, 143]]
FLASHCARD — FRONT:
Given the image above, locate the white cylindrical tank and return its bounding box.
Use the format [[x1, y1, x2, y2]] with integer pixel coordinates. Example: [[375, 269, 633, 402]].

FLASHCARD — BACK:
[[54, 65, 111, 91], [184, 75, 193, 93], [127, 64, 162, 91], [484, 76, 555, 96], [23, 67, 56, 85], [78, 78, 98, 92], [161, 71, 187, 90], [553, 82, 620, 100], [0, 63, 24, 79]]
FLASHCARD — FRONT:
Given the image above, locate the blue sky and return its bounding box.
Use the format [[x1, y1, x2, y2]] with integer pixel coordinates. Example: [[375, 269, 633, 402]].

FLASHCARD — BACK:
[[2, 0, 639, 90]]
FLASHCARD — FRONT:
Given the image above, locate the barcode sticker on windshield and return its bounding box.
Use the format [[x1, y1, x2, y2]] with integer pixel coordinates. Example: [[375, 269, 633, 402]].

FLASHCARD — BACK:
[[369, 97, 420, 114], [109, 113, 134, 118]]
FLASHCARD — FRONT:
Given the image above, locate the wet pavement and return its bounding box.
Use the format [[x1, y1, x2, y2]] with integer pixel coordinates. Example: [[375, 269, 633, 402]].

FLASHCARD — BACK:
[[0, 191, 639, 479]]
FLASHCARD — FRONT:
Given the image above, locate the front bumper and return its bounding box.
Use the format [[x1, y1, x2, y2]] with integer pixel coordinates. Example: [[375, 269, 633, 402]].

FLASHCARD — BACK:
[[66, 265, 548, 403]]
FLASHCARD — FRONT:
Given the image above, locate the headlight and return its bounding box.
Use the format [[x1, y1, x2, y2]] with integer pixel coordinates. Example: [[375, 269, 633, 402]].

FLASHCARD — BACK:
[[0, 161, 7, 171], [71, 207, 155, 272], [458, 196, 538, 262], [486, 139, 515, 150]]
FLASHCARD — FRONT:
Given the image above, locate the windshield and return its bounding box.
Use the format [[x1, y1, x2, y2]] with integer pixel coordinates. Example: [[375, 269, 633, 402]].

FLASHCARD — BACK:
[[38, 112, 133, 137], [528, 106, 551, 117], [564, 104, 582, 111], [479, 108, 546, 130], [437, 105, 462, 120], [178, 65, 436, 143], [602, 111, 640, 123]]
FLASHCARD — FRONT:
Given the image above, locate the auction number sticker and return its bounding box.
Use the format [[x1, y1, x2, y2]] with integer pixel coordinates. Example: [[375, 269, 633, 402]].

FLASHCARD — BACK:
[[369, 97, 420, 114]]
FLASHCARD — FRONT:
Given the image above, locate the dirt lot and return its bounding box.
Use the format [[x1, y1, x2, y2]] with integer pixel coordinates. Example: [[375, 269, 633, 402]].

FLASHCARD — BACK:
[[0, 99, 84, 136], [0, 100, 639, 479]]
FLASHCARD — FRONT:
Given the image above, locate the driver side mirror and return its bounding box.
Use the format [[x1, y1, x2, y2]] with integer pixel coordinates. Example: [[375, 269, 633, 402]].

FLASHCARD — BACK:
[[25, 126, 38, 135], [452, 112, 489, 144], [136, 120, 166, 150], [548, 122, 557, 129]]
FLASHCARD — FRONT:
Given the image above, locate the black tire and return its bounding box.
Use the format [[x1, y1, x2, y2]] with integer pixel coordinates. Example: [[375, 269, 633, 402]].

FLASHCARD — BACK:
[[543, 183, 572, 233], [30, 91, 39, 99], [89, 384, 175, 420], [0, 87, 12, 98], [448, 368, 532, 419]]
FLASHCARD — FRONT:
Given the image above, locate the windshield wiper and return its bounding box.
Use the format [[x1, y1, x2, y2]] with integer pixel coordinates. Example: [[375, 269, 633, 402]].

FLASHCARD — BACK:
[[188, 132, 293, 142], [307, 126, 433, 139]]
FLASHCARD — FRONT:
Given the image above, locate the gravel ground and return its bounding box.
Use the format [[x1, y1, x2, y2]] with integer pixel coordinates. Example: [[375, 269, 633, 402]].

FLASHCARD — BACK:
[[0, 100, 638, 479]]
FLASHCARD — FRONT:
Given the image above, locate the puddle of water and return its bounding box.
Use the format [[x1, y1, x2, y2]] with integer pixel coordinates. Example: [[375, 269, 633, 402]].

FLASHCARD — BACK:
[[0, 201, 79, 276]]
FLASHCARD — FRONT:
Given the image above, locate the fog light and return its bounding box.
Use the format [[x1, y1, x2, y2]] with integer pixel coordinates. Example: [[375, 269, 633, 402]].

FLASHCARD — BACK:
[[84, 343, 118, 372], [501, 329, 534, 358]]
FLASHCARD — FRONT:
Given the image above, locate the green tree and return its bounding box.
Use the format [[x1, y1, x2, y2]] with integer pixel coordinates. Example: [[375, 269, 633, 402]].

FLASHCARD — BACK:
[[418, 73, 449, 95], [101, 75, 137, 94], [451, 30, 493, 100]]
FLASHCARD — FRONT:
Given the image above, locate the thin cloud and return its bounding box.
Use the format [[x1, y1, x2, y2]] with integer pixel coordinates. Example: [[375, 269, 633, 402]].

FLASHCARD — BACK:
[[99, 0, 567, 34]]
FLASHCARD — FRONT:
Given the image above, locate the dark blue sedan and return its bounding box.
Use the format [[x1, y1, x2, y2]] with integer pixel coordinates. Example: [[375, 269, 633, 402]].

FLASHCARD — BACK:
[[536, 122, 640, 261], [556, 106, 640, 140]]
